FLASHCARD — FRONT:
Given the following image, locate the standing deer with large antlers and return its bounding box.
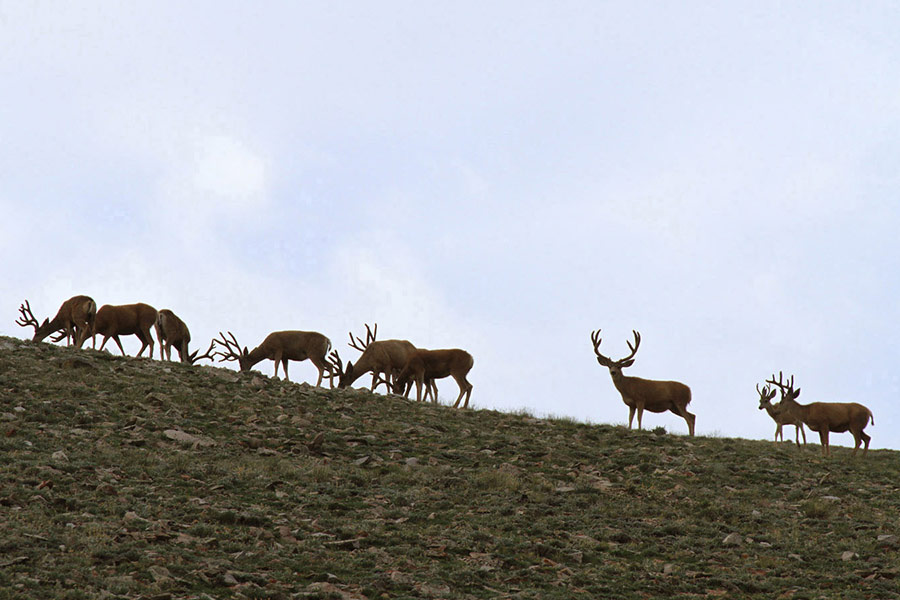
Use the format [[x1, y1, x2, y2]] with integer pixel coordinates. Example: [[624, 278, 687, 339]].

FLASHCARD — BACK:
[[16, 296, 96, 347], [591, 329, 695, 436], [214, 330, 335, 386], [757, 383, 806, 447], [333, 323, 418, 393], [766, 372, 873, 457], [89, 303, 160, 358]]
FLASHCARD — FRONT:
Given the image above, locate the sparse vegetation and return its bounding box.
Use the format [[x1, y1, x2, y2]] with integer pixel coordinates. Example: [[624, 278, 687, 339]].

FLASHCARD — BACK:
[[2, 335, 900, 599]]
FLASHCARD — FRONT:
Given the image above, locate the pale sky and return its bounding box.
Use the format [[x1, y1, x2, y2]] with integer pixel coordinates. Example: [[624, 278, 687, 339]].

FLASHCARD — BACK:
[[2, 2, 898, 449]]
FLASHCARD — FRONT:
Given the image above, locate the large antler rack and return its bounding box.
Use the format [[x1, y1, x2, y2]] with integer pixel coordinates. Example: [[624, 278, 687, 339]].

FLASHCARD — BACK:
[[213, 331, 246, 362], [347, 323, 377, 352], [15, 300, 41, 332], [766, 371, 795, 394], [188, 339, 219, 365], [591, 328, 641, 367]]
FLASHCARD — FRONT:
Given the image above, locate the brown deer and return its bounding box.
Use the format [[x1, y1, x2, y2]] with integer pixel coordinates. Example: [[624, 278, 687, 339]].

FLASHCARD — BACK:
[[157, 309, 192, 363], [756, 383, 806, 447], [16, 296, 97, 347], [89, 303, 160, 358], [334, 323, 417, 393], [767, 372, 874, 457], [391, 348, 474, 408], [591, 329, 695, 436], [214, 330, 334, 386]]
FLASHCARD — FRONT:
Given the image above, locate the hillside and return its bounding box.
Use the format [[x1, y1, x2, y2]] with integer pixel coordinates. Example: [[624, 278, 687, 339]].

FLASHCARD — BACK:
[[1, 335, 899, 600]]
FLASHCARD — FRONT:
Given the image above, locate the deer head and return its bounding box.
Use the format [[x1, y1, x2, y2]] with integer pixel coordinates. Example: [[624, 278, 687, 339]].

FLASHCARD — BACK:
[[16, 300, 59, 342], [756, 383, 778, 410], [590, 329, 641, 381]]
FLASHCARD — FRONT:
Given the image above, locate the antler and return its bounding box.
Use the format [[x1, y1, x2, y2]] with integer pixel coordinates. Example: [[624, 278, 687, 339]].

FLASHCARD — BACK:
[[213, 331, 245, 362], [327, 349, 344, 374], [766, 371, 800, 398], [15, 300, 40, 331], [590, 329, 613, 366], [756, 383, 776, 400], [591, 328, 641, 366], [348, 323, 377, 352], [188, 339, 218, 365]]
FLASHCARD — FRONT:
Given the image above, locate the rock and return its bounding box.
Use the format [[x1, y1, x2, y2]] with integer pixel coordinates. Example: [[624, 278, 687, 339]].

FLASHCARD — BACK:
[[722, 533, 743, 546], [877, 534, 899, 547], [663, 563, 676, 575], [163, 429, 215, 447], [51, 450, 68, 462], [821, 496, 841, 502], [841, 551, 858, 562], [354, 455, 371, 466], [405, 457, 420, 467]]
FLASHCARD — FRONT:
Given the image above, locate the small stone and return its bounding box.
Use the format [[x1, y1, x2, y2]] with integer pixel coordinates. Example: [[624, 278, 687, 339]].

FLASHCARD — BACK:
[[354, 455, 371, 466], [877, 534, 899, 547], [841, 551, 858, 562], [663, 563, 676, 575], [405, 457, 420, 467], [51, 450, 68, 462], [821, 496, 841, 502], [722, 533, 743, 546]]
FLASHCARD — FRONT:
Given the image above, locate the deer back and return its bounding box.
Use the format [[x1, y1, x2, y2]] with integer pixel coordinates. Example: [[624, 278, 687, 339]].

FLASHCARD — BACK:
[[95, 303, 158, 336], [158, 309, 191, 347], [615, 375, 691, 409], [254, 331, 331, 362]]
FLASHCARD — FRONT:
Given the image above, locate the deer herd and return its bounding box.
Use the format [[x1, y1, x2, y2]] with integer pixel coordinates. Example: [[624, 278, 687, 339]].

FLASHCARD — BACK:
[[16, 295, 475, 410], [14, 295, 875, 456]]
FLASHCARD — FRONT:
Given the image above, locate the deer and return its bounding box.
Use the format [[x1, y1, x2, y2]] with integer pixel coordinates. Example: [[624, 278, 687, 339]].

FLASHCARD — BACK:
[[391, 348, 474, 408], [333, 323, 418, 394], [591, 329, 695, 436], [756, 383, 806, 447], [766, 372, 874, 457], [88, 303, 161, 358], [157, 309, 218, 364], [16, 296, 97, 348], [214, 330, 335, 386]]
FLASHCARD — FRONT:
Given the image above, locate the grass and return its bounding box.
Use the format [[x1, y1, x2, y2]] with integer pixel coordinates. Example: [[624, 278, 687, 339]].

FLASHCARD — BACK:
[[1, 335, 900, 599]]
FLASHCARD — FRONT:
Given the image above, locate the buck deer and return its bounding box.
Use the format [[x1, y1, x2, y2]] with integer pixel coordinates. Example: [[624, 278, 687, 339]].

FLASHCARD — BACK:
[[156, 309, 218, 364], [391, 348, 474, 408], [334, 323, 417, 393], [756, 383, 806, 447], [88, 303, 161, 358], [591, 329, 695, 436], [214, 330, 335, 386], [766, 372, 874, 457], [16, 296, 97, 347]]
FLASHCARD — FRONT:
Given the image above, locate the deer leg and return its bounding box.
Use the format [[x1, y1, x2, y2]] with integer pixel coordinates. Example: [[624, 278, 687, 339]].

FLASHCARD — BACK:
[[112, 336, 126, 356], [282, 359, 290, 381], [775, 424, 782, 443], [818, 430, 829, 456], [627, 406, 636, 429]]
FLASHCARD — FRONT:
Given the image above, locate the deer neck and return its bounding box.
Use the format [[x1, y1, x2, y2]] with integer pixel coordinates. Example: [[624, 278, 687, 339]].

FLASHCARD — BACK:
[[242, 346, 268, 371]]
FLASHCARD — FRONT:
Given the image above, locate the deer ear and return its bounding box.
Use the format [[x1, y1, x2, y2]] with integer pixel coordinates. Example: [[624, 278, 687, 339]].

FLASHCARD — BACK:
[[40, 318, 50, 328], [620, 359, 635, 368], [794, 388, 800, 398]]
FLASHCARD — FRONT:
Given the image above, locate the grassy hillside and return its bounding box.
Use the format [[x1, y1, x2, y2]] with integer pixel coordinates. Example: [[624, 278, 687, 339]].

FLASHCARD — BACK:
[[1, 335, 899, 600]]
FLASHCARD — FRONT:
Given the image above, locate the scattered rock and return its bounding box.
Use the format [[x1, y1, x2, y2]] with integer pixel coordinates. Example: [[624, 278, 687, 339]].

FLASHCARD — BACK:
[[51, 450, 68, 462], [722, 533, 743, 546], [405, 457, 420, 468], [163, 429, 215, 447], [307, 432, 325, 452], [555, 486, 577, 493], [354, 455, 371, 466], [663, 563, 676, 575], [841, 551, 858, 562], [821, 496, 841, 502], [877, 534, 899, 547]]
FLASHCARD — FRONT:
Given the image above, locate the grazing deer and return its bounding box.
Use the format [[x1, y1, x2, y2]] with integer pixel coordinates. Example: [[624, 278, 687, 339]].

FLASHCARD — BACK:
[[767, 372, 874, 457], [756, 383, 806, 447], [89, 303, 160, 358], [391, 348, 474, 408], [16, 296, 97, 347], [157, 309, 192, 363], [156, 309, 218, 365], [334, 323, 417, 393], [214, 330, 334, 386], [591, 329, 695, 436]]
